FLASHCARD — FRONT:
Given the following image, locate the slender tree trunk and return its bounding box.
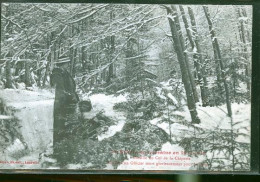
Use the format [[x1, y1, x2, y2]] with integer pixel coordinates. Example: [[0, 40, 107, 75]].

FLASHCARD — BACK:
[[42, 34, 52, 87], [107, 10, 115, 83], [107, 35, 115, 83], [125, 38, 135, 82], [236, 7, 251, 92], [5, 60, 12, 88], [203, 6, 232, 117], [24, 60, 31, 87], [171, 6, 199, 103], [188, 6, 210, 106], [36, 55, 41, 87], [241, 7, 251, 43], [71, 48, 77, 77], [81, 46, 86, 69], [180, 5, 209, 106], [4, 6, 13, 89], [53, 41, 57, 70], [69, 44, 77, 77], [229, 41, 238, 100], [166, 5, 200, 124]]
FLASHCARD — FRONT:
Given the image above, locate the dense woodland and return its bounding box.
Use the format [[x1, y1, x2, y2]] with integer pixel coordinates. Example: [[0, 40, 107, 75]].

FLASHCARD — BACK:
[[0, 3, 252, 170]]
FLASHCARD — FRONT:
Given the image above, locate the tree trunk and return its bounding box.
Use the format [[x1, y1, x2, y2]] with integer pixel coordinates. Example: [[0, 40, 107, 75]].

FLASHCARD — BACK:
[[188, 7, 210, 106], [71, 48, 77, 77], [180, 5, 209, 106], [81, 46, 86, 69], [4, 6, 13, 89], [166, 5, 200, 124], [5, 60, 12, 88], [203, 6, 232, 117], [241, 7, 251, 43], [171, 5, 199, 103], [36, 55, 41, 87], [236, 7, 251, 92], [42, 33, 54, 87], [125, 38, 135, 82], [108, 35, 115, 82], [229, 41, 238, 100], [52, 41, 57, 70], [24, 60, 31, 87], [107, 10, 116, 84]]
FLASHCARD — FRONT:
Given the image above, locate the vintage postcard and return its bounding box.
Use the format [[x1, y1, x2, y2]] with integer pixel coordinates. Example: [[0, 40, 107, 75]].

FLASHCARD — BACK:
[[0, 3, 252, 171]]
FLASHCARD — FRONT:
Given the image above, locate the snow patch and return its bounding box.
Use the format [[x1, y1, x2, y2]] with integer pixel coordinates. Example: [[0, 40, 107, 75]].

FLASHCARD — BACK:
[[0, 89, 54, 151], [89, 94, 127, 140], [5, 139, 26, 155], [167, 93, 178, 105]]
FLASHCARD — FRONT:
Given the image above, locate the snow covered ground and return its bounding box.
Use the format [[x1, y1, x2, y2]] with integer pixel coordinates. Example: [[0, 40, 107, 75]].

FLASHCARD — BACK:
[[150, 103, 250, 142], [0, 89, 54, 152], [0, 88, 54, 169], [0, 89, 127, 169], [89, 94, 127, 141], [118, 103, 250, 170], [0, 88, 250, 170]]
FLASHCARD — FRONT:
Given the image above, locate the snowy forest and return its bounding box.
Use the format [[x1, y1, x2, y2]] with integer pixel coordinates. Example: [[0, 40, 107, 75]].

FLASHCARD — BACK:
[[0, 3, 251, 171]]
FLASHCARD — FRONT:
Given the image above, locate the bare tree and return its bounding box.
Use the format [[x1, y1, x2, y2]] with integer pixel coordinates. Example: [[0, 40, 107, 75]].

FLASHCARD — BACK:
[[107, 10, 116, 83], [236, 6, 251, 92], [166, 5, 200, 124], [170, 6, 199, 103], [203, 6, 232, 117], [179, 5, 209, 106], [24, 60, 31, 87]]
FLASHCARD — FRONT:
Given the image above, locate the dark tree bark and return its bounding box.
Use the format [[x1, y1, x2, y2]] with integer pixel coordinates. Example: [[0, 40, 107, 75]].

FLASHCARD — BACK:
[[4, 6, 13, 89], [125, 38, 137, 82], [166, 5, 200, 124], [179, 6, 195, 49], [107, 10, 116, 84], [53, 41, 58, 68], [5, 60, 12, 89], [188, 6, 210, 106], [81, 46, 86, 69], [180, 5, 209, 106], [171, 5, 199, 103], [42, 33, 52, 87], [70, 48, 77, 77], [203, 8, 223, 106], [203, 6, 232, 117], [24, 60, 31, 87], [36, 55, 42, 87], [228, 40, 238, 100], [107, 35, 115, 83], [241, 7, 251, 43], [69, 43, 75, 77]]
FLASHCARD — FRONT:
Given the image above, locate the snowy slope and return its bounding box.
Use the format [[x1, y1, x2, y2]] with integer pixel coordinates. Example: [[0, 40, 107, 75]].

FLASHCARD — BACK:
[[0, 89, 250, 170], [0, 90, 128, 169], [150, 103, 250, 142], [0, 89, 54, 152]]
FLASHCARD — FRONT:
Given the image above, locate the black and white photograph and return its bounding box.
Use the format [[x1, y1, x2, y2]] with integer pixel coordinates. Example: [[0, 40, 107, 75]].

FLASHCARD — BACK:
[[0, 3, 252, 171]]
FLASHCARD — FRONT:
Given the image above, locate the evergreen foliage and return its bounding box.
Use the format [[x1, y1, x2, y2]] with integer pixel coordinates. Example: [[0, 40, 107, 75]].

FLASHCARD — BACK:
[[178, 120, 250, 171]]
